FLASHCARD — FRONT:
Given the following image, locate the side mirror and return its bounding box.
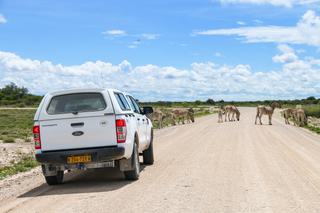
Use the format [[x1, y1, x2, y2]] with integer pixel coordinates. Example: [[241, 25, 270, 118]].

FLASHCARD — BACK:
[[142, 106, 153, 115]]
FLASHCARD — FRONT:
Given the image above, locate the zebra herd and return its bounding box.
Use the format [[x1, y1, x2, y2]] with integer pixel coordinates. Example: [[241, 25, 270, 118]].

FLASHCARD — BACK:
[[218, 102, 308, 127], [147, 108, 195, 129], [217, 105, 240, 123], [148, 102, 308, 129]]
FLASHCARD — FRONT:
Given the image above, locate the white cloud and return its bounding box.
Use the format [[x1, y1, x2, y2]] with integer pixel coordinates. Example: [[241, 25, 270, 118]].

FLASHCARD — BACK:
[[102, 29, 127, 36], [128, 45, 137, 49], [272, 44, 298, 63], [219, 0, 320, 7], [237, 21, 246, 26], [102, 30, 159, 48], [141, 34, 160, 40], [128, 40, 141, 49], [102, 30, 160, 40], [253, 19, 263, 25], [195, 10, 320, 47], [214, 52, 222, 57], [0, 48, 319, 101], [0, 14, 7, 24]]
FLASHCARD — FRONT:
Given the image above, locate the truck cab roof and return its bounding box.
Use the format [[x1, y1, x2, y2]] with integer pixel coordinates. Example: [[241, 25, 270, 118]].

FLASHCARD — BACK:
[[48, 88, 122, 96], [34, 88, 136, 121]]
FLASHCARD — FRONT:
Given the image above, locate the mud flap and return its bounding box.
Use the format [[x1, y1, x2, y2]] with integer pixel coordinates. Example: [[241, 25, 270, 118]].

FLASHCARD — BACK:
[[42, 164, 59, 176], [119, 157, 134, 171]]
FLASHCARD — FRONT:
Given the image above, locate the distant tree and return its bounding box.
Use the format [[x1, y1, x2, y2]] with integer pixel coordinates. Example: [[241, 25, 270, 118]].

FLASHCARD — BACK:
[[0, 83, 41, 107], [206, 98, 215, 105], [1, 83, 28, 99], [195, 100, 202, 105], [306, 96, 316, 101]]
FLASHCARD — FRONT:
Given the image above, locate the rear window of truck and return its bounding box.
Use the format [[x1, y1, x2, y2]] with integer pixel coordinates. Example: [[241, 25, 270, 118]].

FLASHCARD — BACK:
[[47, 93, 106, 115]]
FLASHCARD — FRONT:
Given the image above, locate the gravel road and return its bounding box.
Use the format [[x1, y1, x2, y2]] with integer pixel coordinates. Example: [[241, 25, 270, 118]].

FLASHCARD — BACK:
[[1, 107, 320, 213]]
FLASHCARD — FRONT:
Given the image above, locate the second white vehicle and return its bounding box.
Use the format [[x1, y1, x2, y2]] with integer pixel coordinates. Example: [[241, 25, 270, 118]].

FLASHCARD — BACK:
[[33, 88, 154, 185]]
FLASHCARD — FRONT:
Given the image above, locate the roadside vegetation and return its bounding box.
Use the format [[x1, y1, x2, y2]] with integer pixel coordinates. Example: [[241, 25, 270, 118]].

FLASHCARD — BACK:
[[305, 125, 320, 134], [0, 155, 38, 180], [0, 109, 36, 142], [0, 83, 42, 107], [303, 104, 320, 118]]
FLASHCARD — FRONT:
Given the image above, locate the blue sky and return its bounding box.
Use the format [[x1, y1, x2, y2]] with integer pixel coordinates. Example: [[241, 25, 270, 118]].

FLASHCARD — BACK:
[[0, 0, 319, 101]]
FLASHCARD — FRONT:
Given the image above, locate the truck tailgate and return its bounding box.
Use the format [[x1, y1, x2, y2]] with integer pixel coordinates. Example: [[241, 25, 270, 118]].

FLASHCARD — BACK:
[[40, 114, 117, 151]]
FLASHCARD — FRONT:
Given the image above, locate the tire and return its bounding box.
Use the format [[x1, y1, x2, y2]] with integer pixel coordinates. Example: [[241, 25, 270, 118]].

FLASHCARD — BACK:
[[124, 143, 140, 180], [143, 129, 154, 165], [44, 171, 64, 185]]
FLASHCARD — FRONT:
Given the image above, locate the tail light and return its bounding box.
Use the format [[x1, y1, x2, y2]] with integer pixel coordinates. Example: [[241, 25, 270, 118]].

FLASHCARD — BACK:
[[116, 119, 127, 143], [33, 125, 41, 149]]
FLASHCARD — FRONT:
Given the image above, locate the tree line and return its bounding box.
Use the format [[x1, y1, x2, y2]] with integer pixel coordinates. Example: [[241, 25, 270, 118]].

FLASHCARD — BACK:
[[142, 97, 320, 107], [0, 83, 319, 107]]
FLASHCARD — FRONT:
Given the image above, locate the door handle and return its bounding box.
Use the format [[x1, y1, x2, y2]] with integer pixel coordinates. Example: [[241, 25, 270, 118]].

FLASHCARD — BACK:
[[71, 122, 84, 127], [137, 118, 140, 121]]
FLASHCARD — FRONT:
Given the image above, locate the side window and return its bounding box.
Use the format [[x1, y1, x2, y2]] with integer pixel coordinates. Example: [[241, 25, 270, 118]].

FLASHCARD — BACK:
[[114, 93, 131, 111], [119, 94, 131, 110], [126, 95, 136, 112], [128, 96, 141, 114]]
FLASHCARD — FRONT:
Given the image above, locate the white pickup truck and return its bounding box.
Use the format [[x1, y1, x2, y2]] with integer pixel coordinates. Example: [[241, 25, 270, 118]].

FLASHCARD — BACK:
[[33, 88, 154, 185]]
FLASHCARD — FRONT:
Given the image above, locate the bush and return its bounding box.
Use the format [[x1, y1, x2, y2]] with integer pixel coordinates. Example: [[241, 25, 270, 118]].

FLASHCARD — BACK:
[[3, 137, 15, 143], [17, 103, 26, 108], [0, 83, 42, 107], [303, 105, 320, 118]]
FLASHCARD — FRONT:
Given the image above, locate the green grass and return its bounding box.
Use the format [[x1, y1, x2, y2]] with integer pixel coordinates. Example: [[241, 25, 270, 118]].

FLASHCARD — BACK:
[[305, 125, 320, 134], [194, 109, 211, 117], [303, 105, 320, 118], [2, 137, 15, 143], [0, 109, 36, 141], [0, 155, 38, 180]]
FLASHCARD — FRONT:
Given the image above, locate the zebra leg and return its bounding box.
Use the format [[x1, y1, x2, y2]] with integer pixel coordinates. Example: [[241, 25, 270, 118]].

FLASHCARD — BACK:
[[269, 115, 272, 125], [255, 112, 260, 125], [259, 115, 262, 125]]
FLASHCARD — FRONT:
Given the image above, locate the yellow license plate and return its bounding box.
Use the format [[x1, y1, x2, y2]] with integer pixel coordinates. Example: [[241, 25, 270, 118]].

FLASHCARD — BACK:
[[67, 155, 91, 164]]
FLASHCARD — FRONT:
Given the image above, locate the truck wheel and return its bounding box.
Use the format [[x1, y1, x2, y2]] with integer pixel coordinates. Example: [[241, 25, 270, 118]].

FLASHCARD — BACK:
[[124, 143, 140, 180], [45, 171, 64, 185], [143, 130, 154, 165]]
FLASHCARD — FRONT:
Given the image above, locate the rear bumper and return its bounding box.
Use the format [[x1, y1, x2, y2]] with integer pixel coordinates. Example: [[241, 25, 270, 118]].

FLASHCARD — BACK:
[[35, 146, 125, 164]]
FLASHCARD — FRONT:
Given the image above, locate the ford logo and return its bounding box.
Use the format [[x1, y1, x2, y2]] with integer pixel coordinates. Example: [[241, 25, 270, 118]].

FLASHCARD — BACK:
[[72, 131, 84, 136]]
